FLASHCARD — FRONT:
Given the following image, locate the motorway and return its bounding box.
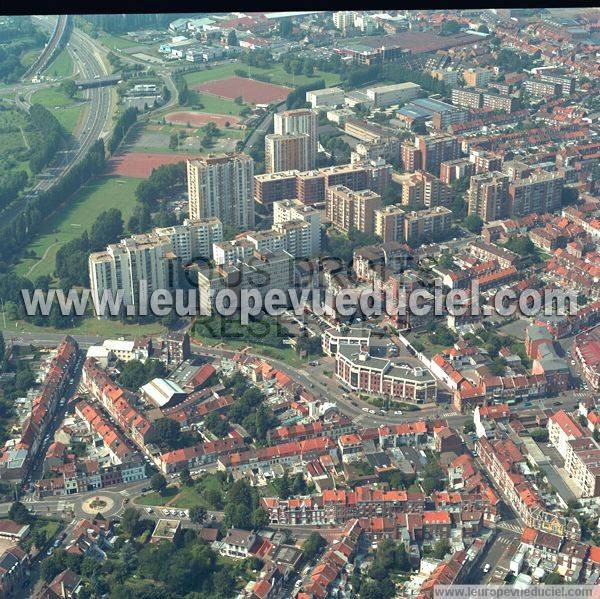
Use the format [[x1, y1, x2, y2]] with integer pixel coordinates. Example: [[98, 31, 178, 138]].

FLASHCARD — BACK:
[[23, 15, 69, 80], [29, 17, 113, 193]]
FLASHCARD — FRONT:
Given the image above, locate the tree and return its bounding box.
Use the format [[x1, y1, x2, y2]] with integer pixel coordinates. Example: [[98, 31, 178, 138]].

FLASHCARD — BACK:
[[431, 538, 451, 559], [227, 30, 238, 46], [8, 501, 30, 524], [464, 214, 483, 234], [120, 507, 141, 537], [441, 20, 461, 35], [60, 79, 77, 98], [127, 203, 153, 235], [169, 132, 178, 150], [150, 473, 167, 495], [478, 24, 490, 33], [531, 428, 549, 443], [292, 472, 307, 495], [302, 532, 325, 561], [180, 467, 192, 487], [189, 506, 207, 524], [90, 208, 124, 251], [213, 569, 235, 597], [202, 488, 224, 510], [34, 528, 47, 549]]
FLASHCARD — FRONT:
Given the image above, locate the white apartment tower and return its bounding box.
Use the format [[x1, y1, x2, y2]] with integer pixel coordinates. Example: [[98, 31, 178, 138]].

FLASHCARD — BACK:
[[187, 155, 255, 230], [89, 233, 178, 318], [154, 217, 223, 263], [274, 109, 318, 169]]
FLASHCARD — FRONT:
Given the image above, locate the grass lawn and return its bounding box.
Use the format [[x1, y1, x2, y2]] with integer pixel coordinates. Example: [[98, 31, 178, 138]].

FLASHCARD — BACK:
[[16, 175, 142, 280], [43, 49, 74, 79], [5, 314, 166, 338], [134, 486, 179, 506], [187, 91, 245, 116], [98, 33, 139, 51], [19, 517, 61, 551], [170, 485, 206, 509], [183, 62, 341, 90], [29, 87, 85, 134]]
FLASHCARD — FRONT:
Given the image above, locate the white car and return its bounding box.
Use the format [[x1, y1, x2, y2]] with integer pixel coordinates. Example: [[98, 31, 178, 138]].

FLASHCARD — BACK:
[[394, 410, 403, 415], [362, 407, 369, 412], [483, 563, 491, 573], [369, 409, 375, 414]]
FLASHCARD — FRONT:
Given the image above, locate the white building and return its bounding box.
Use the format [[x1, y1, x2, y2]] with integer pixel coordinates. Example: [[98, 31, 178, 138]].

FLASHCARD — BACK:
[[212, 239, 255, 266], [89, 233, 178, 318], [155, 217, 223, 262], [187, 155, 255, 230], [306, 87, 345, 110], [273, 199, 321, 255], [274, 109, 318, 169], [366, 82, 421, 108]]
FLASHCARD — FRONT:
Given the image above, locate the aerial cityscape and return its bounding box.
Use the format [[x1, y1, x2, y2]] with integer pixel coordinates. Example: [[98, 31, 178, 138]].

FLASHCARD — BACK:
[[0, 8, 598, 598]]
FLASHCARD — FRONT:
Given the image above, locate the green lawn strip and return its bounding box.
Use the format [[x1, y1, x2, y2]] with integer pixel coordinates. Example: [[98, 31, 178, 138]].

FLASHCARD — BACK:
[[5, 314, 166, 338], [98, 33, 139, 51], [43, 49, 74, 79], [183, 62, 341, 89], [187, 91, 245, 116], [29, 86, 85, 134], [134, 486, 179, 507], [16, 175, 141, 280]]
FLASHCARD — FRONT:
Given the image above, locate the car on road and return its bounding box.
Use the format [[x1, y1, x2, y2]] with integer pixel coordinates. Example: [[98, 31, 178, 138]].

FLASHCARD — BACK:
[[53, 539, 61, 548], [483, 563, 491, 573], [47, 548, 53, 556], [369, 409, 375, 414], [362, 407, 369, 412], [145, 508, 153, 514], [394, 410, 403, 415]]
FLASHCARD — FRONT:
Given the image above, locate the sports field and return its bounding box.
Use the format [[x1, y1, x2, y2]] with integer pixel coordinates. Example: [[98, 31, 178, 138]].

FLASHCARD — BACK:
[[16, 176, 141, 280], [108, 152, 200, 178], [165, 111, 240, 128], [194, 76, 291, 105], [183, 62, 341, 89]]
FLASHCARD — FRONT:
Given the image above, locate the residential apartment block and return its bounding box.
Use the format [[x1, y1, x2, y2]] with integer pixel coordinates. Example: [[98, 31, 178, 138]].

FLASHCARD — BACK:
[[265, 133, 311, 173], [326, 185, 382, 234], [404, 206, 452, 245], [402, 170, 451, 208], [89, 233, 178, 318], [187, 154, 255, 229], [468, 172, 510, 222], [415, 133, 461, 176], [375, 204, 406, 243], [508, 169, 564, 216], [274, 108, 318, 168], [197, 250, 294, 316]]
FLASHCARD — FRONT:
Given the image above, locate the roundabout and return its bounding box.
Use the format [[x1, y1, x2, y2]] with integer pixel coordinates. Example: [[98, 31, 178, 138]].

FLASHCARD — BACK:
[[81, 495, 115, 515]]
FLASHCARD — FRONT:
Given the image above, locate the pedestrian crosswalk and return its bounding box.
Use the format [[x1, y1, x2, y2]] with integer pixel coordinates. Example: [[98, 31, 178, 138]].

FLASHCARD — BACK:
[[497, 521, 523, 534], [439, 411, 457, 418]]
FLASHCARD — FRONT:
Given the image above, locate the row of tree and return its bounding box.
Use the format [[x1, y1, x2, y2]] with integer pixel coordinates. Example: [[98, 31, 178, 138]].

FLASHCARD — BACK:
[[28, 104, 65, 174], [0, 138, 106, 263], [54, 208, 124, 287], [108, 107, 138, 154]]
